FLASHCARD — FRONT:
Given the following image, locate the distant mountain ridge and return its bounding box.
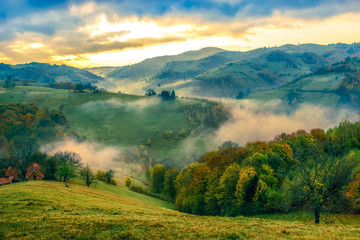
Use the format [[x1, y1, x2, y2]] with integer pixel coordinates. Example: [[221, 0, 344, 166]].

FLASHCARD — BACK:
[[2, 43, 360, 99], [0, 62, 104, 84], [86, 43, 360, 97]]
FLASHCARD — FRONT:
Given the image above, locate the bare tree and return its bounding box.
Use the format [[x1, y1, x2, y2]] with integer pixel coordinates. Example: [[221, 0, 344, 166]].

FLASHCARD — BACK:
[[79, 164, 96, 187], [54, 151, 82, 168], [9, 136, 38, 180]]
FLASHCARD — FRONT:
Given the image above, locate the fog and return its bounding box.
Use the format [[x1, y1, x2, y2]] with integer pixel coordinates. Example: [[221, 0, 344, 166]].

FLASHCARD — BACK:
[[41, 138, 121, 170], [79, 97, 160, 112], [213, 101, 360, 146], [41, 98, 360, 173]]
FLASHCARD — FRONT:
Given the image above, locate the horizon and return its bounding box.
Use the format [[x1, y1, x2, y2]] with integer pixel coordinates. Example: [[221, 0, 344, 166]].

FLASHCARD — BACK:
[[1, 41, 359, 69], [1, 0, 360, 68]]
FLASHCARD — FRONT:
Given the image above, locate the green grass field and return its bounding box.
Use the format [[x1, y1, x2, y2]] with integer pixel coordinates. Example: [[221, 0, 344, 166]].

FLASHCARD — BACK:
[[1, 181, 359, 239], [0, 85, 215, 166], [248, 72, 344, 108]]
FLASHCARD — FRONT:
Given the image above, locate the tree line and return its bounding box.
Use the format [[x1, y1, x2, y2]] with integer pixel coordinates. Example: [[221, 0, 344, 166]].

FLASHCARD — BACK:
[[48, 82, 107, 93], [145, 121, 360, 224]]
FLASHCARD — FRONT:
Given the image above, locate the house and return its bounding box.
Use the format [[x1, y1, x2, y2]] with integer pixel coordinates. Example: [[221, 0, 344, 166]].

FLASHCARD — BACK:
[[5, 166, 19, 181], [26, 163, 44, 181], [0, 166, 18, 186]]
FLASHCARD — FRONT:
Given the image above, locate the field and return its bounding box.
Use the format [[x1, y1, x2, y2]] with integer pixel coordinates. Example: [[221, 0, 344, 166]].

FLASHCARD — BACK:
[[0, 84, 217, 166], [248, 72, 344, 108], [1, 181, 360, 239]]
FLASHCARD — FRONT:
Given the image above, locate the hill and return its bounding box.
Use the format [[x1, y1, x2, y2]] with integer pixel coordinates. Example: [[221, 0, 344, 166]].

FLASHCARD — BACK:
[[1, 180, 359, 239], [99, 43, 360, 98], [248, 55, 360, 109], [0, 84, 228, 167], [0, 62, 104, 84]]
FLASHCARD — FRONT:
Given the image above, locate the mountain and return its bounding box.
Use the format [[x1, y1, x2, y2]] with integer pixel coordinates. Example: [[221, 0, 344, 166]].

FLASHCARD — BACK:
[[0, 62, 104, 84], [96, 43, 360, 98]]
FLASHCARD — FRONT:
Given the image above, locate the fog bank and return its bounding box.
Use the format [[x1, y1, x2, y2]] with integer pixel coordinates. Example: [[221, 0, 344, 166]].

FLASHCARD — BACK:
[[214, 102, 360, 146]]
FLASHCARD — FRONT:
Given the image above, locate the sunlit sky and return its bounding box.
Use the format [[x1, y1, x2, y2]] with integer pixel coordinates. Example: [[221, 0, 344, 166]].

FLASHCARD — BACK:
[[1, 0, 360, 68]]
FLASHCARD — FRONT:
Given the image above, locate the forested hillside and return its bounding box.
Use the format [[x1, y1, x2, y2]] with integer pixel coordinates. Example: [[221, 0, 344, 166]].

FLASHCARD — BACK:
[[147, 121, 360, 224]]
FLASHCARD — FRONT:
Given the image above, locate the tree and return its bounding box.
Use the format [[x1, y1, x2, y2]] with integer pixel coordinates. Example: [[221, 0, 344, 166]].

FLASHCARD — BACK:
[[292, 132, 335, 224], [4, 75, 14, 88], [160, 90, 170, 99], [145, 89, 157, 96], [79, 164, 96, 187], [9, 136, 38, 180], [170, 90, 176, 99], [125, 177, 132, 188], [56, 163, 76, 182], [218, 141, 239, 149], [96, 170, 106, 181], [217, 163, 241, 215], [43, 156, 57, 180], [54, 151, 82, 168], [151, 164, 166, 193], [164, 168, 180, 199], [104, 169, 114, 184]]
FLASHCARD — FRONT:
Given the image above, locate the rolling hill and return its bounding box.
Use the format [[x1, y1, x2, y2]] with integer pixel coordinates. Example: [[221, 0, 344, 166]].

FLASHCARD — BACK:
[[0, 62, 104, 84], [91, 43, 360, 98], [1, 180, 359, 239], [248, 55, 360, 110], [0, 84, 227, 167]]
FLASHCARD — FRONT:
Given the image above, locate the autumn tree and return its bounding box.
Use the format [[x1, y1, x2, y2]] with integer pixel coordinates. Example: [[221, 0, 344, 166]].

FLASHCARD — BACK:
[[125, 177, 132, 187]]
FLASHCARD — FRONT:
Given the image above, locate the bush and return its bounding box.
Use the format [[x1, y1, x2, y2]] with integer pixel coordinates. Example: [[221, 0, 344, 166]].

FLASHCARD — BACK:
[[125, 177, 132, 187]]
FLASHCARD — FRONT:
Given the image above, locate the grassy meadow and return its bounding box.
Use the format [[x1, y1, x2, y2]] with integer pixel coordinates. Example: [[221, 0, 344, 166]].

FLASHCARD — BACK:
[[0, 84, 216, 166], [248, 72, 343, 108], [1, 180, 360, 240]]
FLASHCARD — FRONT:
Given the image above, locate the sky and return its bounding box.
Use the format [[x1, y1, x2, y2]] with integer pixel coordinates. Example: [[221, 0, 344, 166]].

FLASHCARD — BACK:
[[0, 0, 360, 68]]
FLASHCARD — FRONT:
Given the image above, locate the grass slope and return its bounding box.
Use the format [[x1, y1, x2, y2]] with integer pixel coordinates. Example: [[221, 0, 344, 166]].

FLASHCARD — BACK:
[[1, 181, 359, 239], [0, 85, 215, 166]]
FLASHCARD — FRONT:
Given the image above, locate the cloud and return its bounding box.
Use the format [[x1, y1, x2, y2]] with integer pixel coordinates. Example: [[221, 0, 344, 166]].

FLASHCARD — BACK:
[[1, 0, 360, 67]]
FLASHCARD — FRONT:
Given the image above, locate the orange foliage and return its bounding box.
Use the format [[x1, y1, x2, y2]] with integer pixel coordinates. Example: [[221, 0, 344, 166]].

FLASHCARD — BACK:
[[246, 141, 269, 155], [345, 173, 360, 211]]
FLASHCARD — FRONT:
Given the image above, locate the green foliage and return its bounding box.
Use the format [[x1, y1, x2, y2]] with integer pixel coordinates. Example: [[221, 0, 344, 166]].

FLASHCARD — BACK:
[[56, 163, 77, 182], [216, 163, 241, 215], [79, 164, 96, 187], [183, 101, 229, 129], [96, 170, 107, 182], [163, 168, 180, 200], [104, 169, 114, 184], [151, 164, 166, 193]]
